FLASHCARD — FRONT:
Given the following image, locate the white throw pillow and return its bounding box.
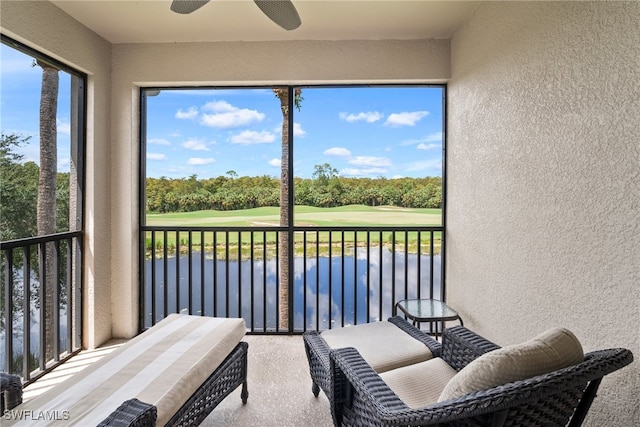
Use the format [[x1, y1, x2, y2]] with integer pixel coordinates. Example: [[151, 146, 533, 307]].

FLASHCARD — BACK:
[[438, 327, 584, 402]]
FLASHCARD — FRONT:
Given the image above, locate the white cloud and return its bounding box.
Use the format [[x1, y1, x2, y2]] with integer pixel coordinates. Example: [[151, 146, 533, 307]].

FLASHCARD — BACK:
[[423, 131, 442, 143], [406, 159, 442, 172], [57, 119, 70, 135], [200, 100, 265, 128], [230, 130, 275, 145], [187, 157, 215, 165], [339, 111, 383, 123], [323, 147, 351, 157], [269, 158, 281, 167], [147, 153, 167, 160], [384, 111, 429, 127], [293, 122, 306, 137], [348, 156, 392, 167], [417, 143, 440, 151], [341, 167, 388, 177], [182, 139, 210, 151], [175, 106, 198, 120], [148, 138, 171, 146]]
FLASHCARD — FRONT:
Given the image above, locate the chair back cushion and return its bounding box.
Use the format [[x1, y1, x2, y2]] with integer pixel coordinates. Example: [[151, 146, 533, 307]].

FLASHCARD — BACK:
[[321, 321, 433, 373], [438, 327, 584, 402]]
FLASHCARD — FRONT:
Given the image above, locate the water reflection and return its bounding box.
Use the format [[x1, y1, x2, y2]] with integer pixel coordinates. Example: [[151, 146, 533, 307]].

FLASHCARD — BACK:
[[144, 247, 441, 331]]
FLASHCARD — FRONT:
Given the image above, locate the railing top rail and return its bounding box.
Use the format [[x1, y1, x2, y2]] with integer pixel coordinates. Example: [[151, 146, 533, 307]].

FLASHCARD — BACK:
[[142, 225, 443, 232], [0, 230, 83, 250]]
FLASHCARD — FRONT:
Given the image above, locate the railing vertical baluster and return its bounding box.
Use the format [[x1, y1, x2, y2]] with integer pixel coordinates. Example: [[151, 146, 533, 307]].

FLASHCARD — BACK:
[[200, 231, 205, 316], [151, 231, 156, 323], [353, 231, 358, 326], [163, 230, 168, 318], [275, 231, 279, 332], [237, 231, 242, 319], [328, 231, 333, 329], [250, 232, 255, 332], [391, 231, 396, 309], [38, 241, 46, 371], [4, 249, 14, 374], [378, 231, 383, 322], [213, 232, 218, 317], [53, 240, 60, 362], [417, 231, 422, 299], [302, 231, 307, 332], [66, 237, 73, 356], [175, 231, 181, 314], [315, 231, 319, 330], [225, 231, 230, 317], [74, 234, 82, 356], [341, 231, 345, 328], [366, 231, 371, 322], [404, 231, 409, 300], [430, 231, 435, 298], [188, 231, 193, 315], [24, 246, 32, 379], [262, 231, 267, 332]]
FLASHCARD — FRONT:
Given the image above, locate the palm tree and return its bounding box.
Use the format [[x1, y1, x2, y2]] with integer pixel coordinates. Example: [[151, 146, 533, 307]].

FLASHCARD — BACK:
[[37, 60, 59, 361], [273, 88, 302, 330]]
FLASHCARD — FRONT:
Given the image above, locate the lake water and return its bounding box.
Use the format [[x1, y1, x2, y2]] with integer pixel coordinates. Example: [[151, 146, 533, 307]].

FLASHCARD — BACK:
[[2, 248, 442, 369], [143, 247, 442, 331]]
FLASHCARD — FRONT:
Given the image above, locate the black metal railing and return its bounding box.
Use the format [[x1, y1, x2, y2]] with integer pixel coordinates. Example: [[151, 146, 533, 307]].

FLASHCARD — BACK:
[[1, 232, 83, 384], [141, 226, 443, 333]]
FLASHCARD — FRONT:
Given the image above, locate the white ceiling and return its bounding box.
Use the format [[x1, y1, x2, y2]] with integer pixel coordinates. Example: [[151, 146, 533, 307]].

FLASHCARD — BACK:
[[50, 0, 479, 44]]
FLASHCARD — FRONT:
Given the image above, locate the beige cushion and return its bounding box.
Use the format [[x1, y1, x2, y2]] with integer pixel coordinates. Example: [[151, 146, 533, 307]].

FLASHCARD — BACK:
[[321, 321, 433, 373], [380, 358, 457, 409], [12, 314, 246, 427], [438, 327, 584, 402]]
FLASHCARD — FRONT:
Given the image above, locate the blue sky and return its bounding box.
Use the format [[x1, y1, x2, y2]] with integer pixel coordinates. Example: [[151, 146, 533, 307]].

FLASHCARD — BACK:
[[0, 43, 72, 170], [146, 86, 443, 179], [1, 43, 443, 180]]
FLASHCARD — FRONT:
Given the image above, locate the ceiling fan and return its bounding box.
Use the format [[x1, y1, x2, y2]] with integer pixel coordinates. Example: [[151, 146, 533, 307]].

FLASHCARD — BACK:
[[170, 0, 301, 31]]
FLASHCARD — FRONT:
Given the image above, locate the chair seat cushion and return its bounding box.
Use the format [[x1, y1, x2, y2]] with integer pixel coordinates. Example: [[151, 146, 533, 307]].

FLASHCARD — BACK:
[[380, 358, 457, 408], [438, 327, 584, 402], [321, 321, 433, 373]]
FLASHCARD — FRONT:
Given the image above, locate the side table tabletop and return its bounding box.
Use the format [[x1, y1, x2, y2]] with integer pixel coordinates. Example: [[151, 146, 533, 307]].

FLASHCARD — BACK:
[[393, 298, 464, 339]]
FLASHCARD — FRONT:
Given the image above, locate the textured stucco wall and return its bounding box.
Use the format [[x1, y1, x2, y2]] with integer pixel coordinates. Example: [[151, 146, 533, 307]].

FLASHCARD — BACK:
[[447, 2, 639, 425], [0, 1, 113, 349], [109, 39, 450, 337]]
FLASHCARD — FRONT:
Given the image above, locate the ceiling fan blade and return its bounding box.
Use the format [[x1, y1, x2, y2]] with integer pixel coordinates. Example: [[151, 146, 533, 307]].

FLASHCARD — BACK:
[[254, 0, 301, 31], [170, 0, 210, 14]]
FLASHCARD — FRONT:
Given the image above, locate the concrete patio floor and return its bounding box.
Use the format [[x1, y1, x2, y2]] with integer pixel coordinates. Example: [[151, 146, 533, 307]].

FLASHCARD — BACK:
[[21, 335, 334, 427]]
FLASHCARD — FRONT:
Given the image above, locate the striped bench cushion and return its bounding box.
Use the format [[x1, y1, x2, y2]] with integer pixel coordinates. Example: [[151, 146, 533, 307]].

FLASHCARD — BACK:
[[9, 314, 246, 426]]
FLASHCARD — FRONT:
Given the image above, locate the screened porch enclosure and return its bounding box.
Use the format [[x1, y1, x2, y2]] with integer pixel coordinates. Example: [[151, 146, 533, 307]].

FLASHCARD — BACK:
[[140, 86, 446, 333]]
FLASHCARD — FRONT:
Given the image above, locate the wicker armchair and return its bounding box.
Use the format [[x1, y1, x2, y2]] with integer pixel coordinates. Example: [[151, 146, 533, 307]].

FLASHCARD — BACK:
[[303, 317, 446, 426], [330, 326, 634, 427]]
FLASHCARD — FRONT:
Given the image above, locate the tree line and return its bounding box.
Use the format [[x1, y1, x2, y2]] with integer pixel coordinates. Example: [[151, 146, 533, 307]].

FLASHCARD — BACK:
[[1, 133, 70, 241], [146, 163, 442, 213]]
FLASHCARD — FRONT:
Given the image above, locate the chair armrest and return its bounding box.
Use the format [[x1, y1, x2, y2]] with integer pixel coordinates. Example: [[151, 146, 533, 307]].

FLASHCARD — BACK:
[[329, 347, 408, 423], [388, 316, 442, 357], [441, 326, 500, 371], [329, 347, 509, 426], [97, 398, 157, 427], [1, 372, 23, 412]]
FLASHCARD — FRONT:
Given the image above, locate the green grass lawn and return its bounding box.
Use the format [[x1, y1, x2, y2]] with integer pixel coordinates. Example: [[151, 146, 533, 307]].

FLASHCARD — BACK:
[[146, 205, 441, 227], [145, 205, 442, 256]]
